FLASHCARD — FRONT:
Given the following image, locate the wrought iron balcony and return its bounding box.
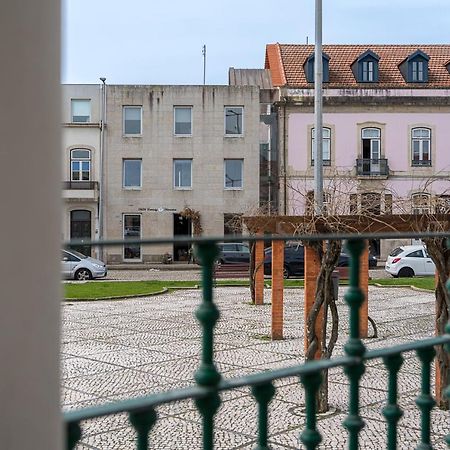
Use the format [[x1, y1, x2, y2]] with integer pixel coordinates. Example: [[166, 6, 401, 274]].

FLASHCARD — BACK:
[[412, 159, 432, 167], [63, 181, 99, 190], [356, 158, 389, 176]]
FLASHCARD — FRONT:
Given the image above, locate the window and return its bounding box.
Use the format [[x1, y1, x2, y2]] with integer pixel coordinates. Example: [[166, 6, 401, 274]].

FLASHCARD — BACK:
[[224, 159, 243, 189], [123, 106, 142, 135], [361, 192, 381, 215], [123, 214, 141, 260], [173, 159, 192, 189], [406, 249, 424, 258], [402, 50, 429, 83], [311, 127, 331, 165], [412, 193, 431, 214], [225, 107, 243, 135], [123, 159, 142, 189], [411, 128, 431, 166], [304, 53, 330, 83], [71, 99, 91, 123], [70, 149, 91, 181], [354, 50, 380, 83], [436, 195, 450, 214], [174, 107, 192, 135]]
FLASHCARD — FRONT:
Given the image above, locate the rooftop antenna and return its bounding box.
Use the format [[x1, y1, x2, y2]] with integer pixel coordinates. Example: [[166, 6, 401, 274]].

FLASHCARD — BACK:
[[306, 36, 309, 45], [202, 44, 206, 85]]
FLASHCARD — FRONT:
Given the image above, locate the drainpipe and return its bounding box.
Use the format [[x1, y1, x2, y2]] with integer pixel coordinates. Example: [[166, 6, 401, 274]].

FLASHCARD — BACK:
[[99, 77, 106, 260], [282, 99, 287, 215]]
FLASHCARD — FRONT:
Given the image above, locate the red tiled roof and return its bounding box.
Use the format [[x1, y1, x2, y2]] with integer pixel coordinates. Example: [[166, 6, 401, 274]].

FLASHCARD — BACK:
[[265, 44, 450, 88], [265, 43, 286, 86]]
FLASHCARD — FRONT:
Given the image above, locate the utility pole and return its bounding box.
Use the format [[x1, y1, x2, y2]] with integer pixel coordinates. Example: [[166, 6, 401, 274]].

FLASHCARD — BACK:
[[202, 44, 206, 85], [314, 0, 324, 215]]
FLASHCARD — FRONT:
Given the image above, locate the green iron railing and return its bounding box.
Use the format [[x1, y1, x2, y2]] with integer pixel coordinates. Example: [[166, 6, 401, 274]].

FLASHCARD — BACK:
[[64, 233, 450, 450]]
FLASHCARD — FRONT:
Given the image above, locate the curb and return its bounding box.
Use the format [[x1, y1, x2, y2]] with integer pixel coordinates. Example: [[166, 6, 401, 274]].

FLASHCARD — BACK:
[[371, 282, 433, 293]]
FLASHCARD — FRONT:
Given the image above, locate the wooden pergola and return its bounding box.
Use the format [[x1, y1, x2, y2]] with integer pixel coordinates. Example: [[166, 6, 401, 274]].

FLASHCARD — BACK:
[[243, 214, 450, 347]]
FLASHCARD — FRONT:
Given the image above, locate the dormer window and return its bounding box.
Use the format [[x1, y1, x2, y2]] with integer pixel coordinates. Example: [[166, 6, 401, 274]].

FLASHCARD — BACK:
[[304, 53, 330, 83], [399, 50, 429, 83], [352, 50, 380, 83]]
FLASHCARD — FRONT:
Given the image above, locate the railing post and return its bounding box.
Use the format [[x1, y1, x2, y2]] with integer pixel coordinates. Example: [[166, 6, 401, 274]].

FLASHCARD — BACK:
[[343, 238, 366, 450], [299, 371, 323, 450], [415, 347, 436, 450], [252, 382, 275, 450], [382, 354, 404, 450], [129, 408, 158, 450], [194, 242, 222, 450], [66, 422, 81, 450]]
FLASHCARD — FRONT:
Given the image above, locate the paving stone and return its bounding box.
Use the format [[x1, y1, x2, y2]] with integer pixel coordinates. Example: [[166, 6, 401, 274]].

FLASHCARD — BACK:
[[61, 286, 449, 450]]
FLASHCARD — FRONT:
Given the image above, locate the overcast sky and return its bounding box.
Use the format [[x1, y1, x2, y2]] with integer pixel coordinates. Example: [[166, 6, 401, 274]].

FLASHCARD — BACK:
[[62, 0, 450, 85]]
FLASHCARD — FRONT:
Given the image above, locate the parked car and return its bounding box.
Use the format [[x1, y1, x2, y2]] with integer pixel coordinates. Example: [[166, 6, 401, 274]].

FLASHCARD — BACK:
[[385, 245, 435, 277], [217, 243, 250, 264], [264, 245, 305, 279], [264, 245, 378, 279], [61, 249, 107, 280], [338, 252, 378, 269]]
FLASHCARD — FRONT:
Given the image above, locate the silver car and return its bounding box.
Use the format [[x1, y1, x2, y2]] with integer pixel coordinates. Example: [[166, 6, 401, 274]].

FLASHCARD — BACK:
[[62, 249, 107, 280]]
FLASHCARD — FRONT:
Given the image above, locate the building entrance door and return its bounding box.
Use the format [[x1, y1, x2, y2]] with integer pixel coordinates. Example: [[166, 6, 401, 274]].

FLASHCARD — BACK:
[[173, 214, 192, 262], [70, 210, 91, 256]]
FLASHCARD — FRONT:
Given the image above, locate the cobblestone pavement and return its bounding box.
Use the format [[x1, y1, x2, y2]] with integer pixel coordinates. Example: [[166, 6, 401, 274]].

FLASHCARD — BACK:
[[62, 286, 448, 449]]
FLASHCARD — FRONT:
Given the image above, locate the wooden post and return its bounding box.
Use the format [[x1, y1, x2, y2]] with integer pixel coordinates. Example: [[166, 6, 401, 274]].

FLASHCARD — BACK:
[[255, 236, 265, 305], [304, 244, 322, 358], [359, 241, 369, 338], [271, 240, 284, 340]]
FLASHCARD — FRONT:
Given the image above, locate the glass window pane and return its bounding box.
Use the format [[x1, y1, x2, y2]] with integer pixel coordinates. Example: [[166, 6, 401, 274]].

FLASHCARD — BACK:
[[174, 160, 192, 188], [323, 139, 331, 160], [71, 149, 90, 159], [71, 99, 91, 122], [225, 160, 243, 188], [124, 107, 142, 134], [225, 107, 243, 135], [123, 160, 142, 187], [175, 107, 192, 134], [362, 128, 380, 138]]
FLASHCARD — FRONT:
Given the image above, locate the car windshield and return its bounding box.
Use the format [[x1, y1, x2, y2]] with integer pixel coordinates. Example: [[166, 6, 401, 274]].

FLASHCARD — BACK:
[[66, 249, 88, 259], [389, 247, 403, 257]]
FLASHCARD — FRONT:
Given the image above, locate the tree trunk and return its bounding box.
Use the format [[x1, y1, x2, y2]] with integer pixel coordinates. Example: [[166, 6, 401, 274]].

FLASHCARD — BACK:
[[423, 237, 449, 410], [249, 241, 256, 303]]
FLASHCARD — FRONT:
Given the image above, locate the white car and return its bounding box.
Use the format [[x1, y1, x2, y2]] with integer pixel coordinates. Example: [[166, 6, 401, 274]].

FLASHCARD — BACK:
[[62, 249, 107, 280], [385, 245, 435, 278]]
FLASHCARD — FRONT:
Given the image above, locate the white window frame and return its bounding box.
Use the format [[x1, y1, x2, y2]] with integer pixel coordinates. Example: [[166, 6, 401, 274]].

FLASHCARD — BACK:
[[71, 99, 91, 123], [411, 127, 431, 166], [174, 106, 193, 136], [173, 159, 192, 190], [311, 127, 331, 165], [224, 159, 243, 190], [123, 106, 143, 136], [123, 214, 142, 261], [122, 159, 142, 190], [70, 149, 91, 181], [224, 106, 244, 136]]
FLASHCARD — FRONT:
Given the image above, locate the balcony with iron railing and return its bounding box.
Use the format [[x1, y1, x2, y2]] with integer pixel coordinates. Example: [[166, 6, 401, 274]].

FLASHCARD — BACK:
[[356, 158, 389, 177], [62, 181, 99, 201], [64, 231, 450, 450]]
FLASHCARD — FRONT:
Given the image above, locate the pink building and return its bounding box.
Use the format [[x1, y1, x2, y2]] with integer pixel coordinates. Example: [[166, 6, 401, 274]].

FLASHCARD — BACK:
[[265, 44, 450, 258]]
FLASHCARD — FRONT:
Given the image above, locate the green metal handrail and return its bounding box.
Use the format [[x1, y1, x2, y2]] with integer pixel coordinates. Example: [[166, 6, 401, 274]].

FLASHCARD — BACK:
[[64, 233, 450, 450]]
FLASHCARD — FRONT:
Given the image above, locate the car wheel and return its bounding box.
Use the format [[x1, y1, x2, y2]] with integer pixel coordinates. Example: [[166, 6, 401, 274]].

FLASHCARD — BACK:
[[74, 268, 92, 281], [398, 267, 414, 278], [283, 266, 290, 279]]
